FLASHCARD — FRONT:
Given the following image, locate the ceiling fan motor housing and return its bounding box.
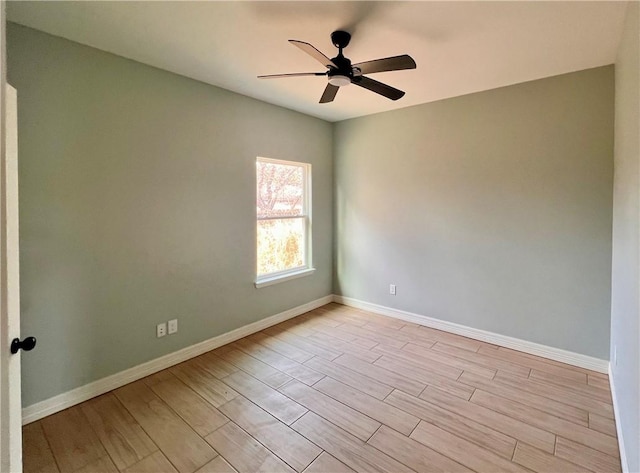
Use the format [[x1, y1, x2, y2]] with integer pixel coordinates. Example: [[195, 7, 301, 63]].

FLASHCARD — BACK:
[[329, 54, 352, 72]]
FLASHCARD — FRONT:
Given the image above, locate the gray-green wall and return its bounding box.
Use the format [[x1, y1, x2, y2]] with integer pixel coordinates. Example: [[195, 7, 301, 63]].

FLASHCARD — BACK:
[[611, 3, 640, 471], [7, 23, 333, 407], [334, 66, 614, 359]]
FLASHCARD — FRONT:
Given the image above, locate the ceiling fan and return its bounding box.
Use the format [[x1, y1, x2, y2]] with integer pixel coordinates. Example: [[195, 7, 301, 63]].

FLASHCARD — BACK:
[[258, 30, 416, 104]]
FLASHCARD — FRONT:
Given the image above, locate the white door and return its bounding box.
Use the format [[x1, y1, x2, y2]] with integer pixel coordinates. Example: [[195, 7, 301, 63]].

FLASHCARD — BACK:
[[0, 83, 23, 473]]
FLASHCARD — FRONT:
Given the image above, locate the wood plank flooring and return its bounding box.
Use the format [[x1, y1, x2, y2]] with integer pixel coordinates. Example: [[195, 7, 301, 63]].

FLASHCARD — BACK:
[[23, 303, 621, 473]]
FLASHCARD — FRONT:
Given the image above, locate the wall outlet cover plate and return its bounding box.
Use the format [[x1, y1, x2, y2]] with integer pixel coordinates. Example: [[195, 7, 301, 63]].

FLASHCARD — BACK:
[[168, 319, 178, 335]]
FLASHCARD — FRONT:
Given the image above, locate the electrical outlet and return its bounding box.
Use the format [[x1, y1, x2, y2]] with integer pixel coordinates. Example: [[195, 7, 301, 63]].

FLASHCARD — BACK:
[[390, 284, 396, 295], [157, 323, 167, 338], [168, 319, 178, 335]]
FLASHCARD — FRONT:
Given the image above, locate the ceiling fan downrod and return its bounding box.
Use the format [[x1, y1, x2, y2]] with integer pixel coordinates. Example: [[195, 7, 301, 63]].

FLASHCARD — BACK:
[[328, 31, 353, 87]]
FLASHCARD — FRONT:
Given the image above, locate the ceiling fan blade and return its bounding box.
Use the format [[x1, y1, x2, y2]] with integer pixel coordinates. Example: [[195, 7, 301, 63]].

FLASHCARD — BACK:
[[319, 83, 339, 103], [352, 76, 405, 101], [289, 40, 338, 69], [258, 72, 327, 79], [352, 55, 417, 75]]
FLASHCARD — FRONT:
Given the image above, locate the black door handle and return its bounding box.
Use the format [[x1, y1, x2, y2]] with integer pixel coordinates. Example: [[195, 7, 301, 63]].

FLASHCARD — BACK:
[[10, 336, 36, 354]]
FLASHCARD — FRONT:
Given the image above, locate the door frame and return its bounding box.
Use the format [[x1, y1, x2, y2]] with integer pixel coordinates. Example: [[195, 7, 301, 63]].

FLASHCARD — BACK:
[[0, 1, 22, 471]]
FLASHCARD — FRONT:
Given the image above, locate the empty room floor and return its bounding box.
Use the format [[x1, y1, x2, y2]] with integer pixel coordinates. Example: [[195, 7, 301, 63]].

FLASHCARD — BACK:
[[22, 303, 621, 473]]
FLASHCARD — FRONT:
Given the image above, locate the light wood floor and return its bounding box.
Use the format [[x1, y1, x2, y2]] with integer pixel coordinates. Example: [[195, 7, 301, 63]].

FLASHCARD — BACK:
[[23, 303, 621, 473]]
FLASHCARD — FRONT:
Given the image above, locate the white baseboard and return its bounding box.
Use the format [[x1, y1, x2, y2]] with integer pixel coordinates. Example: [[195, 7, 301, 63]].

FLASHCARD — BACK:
[[333, 295, 609, 373], [609, 365, 630, 473], [22, 293, 611, 425], [22, 295, 333, 425]]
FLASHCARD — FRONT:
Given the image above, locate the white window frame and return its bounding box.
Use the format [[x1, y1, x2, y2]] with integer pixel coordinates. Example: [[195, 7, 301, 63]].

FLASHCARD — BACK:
[[255, 157, 314, 288]]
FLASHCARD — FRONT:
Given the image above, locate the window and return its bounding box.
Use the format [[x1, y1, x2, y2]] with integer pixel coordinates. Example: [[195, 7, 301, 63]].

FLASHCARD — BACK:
[[256, 157, 313, 287]]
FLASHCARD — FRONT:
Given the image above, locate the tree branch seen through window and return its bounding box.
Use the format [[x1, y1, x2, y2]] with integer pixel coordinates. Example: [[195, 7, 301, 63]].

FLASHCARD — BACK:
[[256, 158, 311, 279]]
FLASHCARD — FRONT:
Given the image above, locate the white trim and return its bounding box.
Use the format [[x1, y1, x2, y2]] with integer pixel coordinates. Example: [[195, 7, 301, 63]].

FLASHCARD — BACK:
[[609, 364, 630, 473], [332, 295, 609, 373], [21, 295, 333, 425], [255, 267, 316, 288], [258, 215, 304, 222]]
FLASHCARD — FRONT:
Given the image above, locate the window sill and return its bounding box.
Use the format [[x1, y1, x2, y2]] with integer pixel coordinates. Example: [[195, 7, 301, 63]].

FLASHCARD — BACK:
[[255, 268, 316, 288]]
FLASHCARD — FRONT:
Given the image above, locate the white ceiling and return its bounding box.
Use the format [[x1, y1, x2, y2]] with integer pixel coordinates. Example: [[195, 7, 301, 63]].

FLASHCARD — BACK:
[[7, 1, 628, 122]]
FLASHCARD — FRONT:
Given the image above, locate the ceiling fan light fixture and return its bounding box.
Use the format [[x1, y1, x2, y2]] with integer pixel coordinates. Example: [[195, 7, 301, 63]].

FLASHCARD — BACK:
[[328, 74, 351, 87]]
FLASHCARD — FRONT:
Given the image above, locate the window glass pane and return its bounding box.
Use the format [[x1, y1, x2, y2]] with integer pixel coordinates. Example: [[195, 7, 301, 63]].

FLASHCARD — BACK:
[[257, 161, 304, 218], [257, 218, 305, 276]]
